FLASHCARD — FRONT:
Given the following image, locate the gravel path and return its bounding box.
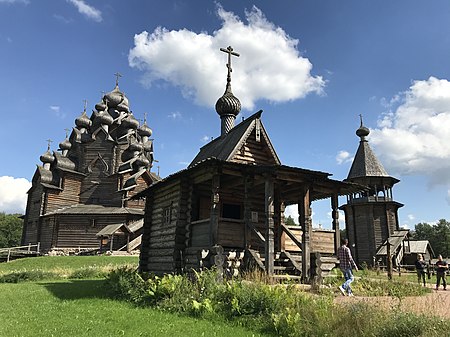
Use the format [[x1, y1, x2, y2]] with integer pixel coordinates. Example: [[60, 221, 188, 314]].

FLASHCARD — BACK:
[[335, 287, 450, 319]]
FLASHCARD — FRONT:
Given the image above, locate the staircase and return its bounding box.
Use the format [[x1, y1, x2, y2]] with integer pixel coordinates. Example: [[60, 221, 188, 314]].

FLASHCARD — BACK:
[[247, 249, 303, 280]]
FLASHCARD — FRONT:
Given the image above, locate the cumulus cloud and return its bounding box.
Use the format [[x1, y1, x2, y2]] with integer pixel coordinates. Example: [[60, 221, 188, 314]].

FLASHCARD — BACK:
[[67, 0, 102, 22], [336, 150, 353, 165], [49, 105, 66, 119], [0, 176, 31, 214], [128, 5, 324, 110], [370, 76, 450, 204]]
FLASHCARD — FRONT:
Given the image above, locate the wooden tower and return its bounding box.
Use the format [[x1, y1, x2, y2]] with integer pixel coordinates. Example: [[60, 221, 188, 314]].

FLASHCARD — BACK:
[[340, 117, 403, 266]]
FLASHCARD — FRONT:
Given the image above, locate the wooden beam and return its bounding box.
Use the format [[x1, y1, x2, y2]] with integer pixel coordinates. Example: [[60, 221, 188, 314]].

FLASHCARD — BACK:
[[299, 186, 311, 283], [209, 174, 220, 246], [331, 192, 340, 254], [264, 175, 275, 275]]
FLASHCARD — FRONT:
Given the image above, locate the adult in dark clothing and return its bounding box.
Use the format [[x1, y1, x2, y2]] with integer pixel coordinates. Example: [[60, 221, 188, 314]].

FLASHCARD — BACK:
[[435, 254, 448, 291], [415, 254, 427, 286]]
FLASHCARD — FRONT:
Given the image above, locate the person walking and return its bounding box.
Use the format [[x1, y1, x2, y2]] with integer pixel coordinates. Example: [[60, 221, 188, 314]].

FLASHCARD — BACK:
[[337, 238, 358, 296], [435, 254, 448, 291], [415, 254, 427, 287]]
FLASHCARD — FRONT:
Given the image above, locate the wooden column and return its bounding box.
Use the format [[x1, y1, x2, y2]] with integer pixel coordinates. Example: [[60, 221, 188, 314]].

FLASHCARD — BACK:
[[264, 175, 275, 275], [243, 175, 254, 250], [210, 174, 220, 246], [331, 192, 340, 254], [299, 186, 311, 283]]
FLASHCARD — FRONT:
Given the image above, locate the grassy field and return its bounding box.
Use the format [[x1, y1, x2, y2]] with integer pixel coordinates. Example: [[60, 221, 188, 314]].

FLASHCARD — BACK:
[[0, 256, 266, 337], [0, 280, 266, 337]]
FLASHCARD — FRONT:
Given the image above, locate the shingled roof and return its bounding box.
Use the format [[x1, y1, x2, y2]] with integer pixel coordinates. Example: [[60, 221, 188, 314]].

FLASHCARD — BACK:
[[189, 110, 280, 168], [347, 140, 389, 179]]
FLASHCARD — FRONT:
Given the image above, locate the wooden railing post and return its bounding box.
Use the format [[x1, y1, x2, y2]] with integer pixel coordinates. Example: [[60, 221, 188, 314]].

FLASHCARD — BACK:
[[331, 193, 340, 255], [264, 175, 275, 275], [299, 186, 311, 283]]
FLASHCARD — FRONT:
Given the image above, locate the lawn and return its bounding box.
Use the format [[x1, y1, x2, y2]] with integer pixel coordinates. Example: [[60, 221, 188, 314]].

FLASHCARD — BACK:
[[0, 280, 266, 337]]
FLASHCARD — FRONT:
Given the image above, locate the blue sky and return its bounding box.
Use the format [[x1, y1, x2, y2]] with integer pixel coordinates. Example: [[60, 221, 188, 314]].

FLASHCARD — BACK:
[[1, 0, 450, 229]]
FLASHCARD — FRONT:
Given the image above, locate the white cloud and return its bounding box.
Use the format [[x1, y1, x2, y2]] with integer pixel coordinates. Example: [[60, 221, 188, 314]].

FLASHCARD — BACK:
[[128, 5, 324, 110], [284, 205, 298, 224], [67, 0, 102, 22], [407, 214, 415, 221], [201, 135, 210, 143], [0, 0, 29, 4], [371, 77, 450, 204], [0, 176, 31, 214], [53, 14, 73, 24], [168, 111, 182, 119], [336, 150, 353, 165], [49, 105, 66, 119]]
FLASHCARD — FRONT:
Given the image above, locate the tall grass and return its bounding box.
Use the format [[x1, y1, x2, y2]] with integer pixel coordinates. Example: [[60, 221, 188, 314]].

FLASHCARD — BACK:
[[106, 267, 450, 337]]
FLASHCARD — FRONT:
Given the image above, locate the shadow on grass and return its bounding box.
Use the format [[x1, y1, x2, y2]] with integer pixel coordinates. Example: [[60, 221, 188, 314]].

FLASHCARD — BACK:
[[41, 279, 110, 300]]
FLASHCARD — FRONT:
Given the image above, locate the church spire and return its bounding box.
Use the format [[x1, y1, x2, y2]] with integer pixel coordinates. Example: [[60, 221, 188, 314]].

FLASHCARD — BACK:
[[215, 46, 241, 136]]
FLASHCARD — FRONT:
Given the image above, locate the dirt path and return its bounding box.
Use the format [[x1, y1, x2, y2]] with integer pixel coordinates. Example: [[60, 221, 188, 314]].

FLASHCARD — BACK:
[[335, 287, 450, 319]]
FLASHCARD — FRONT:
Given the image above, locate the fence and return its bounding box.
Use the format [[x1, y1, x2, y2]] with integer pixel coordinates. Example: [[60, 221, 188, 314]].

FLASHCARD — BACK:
[[0, 243, 41, 262]]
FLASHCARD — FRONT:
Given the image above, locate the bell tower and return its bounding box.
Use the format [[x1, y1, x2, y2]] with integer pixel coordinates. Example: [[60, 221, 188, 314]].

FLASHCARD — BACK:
[[340, 116, 403, 266]]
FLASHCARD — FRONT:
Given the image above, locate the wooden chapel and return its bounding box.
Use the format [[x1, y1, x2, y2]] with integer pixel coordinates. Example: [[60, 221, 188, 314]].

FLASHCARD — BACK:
[[137, 47, 363, 281]]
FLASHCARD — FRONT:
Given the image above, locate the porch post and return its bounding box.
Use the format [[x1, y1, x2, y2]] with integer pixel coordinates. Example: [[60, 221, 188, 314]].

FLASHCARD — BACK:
[[210, 174, 220, 246], [264, 175, 275, 275], [331, 192, 340, 254], [243, 175, 254, 250], [299, 186, 311, 282]]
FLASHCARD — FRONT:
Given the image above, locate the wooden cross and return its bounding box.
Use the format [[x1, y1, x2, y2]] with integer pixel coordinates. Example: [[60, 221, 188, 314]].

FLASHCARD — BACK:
[[64, 128, 70, 138], [143, 112, 148, 124], [220, 46, 239, 79], [114, 72, 122, 86], [359, 113, 364, 126], [46, 139, 53, 150], [83, 99, 88, 112]]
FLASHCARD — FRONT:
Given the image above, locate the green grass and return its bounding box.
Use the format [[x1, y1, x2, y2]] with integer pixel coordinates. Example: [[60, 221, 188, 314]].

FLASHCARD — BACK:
[[0, 256, 139, 282], [0, 280, 266, 337]]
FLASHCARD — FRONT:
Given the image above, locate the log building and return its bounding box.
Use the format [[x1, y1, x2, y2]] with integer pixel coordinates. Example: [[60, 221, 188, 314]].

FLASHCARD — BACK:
[[137, 46, 363, 280], [340, 118, 405, 266], [21, 78, 159, 253]]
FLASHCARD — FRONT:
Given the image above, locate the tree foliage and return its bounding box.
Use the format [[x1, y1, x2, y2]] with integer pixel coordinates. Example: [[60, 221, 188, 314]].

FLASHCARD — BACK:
[[412, 219, 450, 258], [284, 215, 296, 226], [0, 213, 23, 248]]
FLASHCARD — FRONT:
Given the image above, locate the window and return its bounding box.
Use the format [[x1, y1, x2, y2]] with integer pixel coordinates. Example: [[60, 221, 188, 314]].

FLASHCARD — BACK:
[[222, 203, 241, 220], [163, 206, 171, 224]]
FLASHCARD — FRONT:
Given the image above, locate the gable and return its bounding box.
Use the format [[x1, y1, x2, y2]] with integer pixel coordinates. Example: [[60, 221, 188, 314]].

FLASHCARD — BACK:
[[229, 122, 279, 165]]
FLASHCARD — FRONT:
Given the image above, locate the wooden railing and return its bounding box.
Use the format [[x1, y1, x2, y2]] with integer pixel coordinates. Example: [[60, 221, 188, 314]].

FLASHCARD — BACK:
[[0, 243, 41, 262], [246, 221, 265, 244], [280, 224, 302, 250]]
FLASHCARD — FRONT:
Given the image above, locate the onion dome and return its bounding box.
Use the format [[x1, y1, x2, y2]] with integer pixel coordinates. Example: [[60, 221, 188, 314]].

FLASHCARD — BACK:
[[95, 99, 106, 112], [215, 87, 241, 117], [129, 141, 143, 153], [97, 110, 114, 126], [117, 102, 130, 113], [75, 111, 92, 129], [142, 139, 153, 152], [138, 122, 152, 137], [105, 85, 126, 108], [134, 155, 150, 169], [59, 137, 72, 151], [40, 150, 54, 164], [122, 113, 139, 129], [356, 115, 370, 140], [121, 149, 134, 162]]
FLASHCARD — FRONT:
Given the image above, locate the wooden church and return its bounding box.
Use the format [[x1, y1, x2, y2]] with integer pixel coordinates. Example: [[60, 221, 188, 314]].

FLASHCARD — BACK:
[[340, 118, 406, 267], [136, 47, 363, 280], [21, 77, 159, 254]]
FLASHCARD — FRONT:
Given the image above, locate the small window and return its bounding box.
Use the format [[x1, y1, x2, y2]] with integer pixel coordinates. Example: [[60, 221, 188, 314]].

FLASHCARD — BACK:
[[163, 206, 171, 224], [222, 203, 241, 220]]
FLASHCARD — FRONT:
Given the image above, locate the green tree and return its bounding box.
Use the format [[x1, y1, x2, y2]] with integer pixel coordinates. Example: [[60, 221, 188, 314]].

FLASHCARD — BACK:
[[0, 213, 24, 248], [412, 219, 450, 257], [284, 215, 296, 226]]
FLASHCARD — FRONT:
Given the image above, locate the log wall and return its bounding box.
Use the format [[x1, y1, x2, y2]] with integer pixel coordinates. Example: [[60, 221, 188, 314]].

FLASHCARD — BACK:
[[282, 226, 335, 255]]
